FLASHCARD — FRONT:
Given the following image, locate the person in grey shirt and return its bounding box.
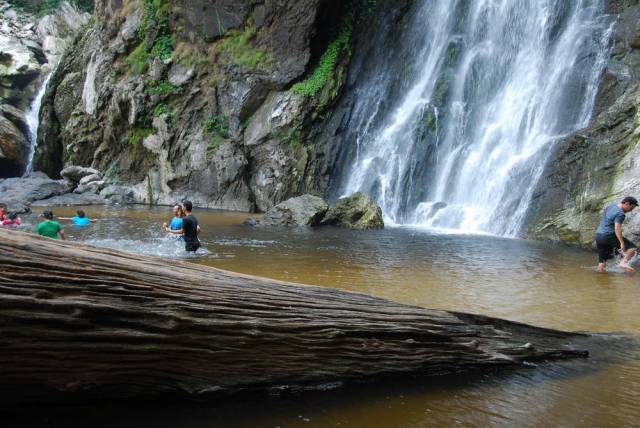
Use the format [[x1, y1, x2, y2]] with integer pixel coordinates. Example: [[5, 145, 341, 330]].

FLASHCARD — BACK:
[[595, 196, 638, 273]]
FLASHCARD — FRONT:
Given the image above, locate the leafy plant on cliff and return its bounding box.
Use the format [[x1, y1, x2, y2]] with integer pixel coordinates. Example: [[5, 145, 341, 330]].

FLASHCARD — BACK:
[[204, 115, 230, 156], [125, 0, 173, 74], [126, 114, 154, 146], [219, 26, 270, 69], [204, 114, 230, 138], [127, 127, 154, 147], [291, 28, 351, 98], [147, 80, 180, 96], [124, 41, 150, 74]]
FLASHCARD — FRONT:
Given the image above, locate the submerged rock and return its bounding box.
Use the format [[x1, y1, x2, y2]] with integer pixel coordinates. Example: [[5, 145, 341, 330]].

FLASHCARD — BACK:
[[321, 192, 384, 230], [260, 194, 328, 227]]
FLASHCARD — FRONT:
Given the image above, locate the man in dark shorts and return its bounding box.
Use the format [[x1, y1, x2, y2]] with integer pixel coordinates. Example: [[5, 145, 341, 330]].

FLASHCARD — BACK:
[[595, 196, 638, 273], [181, 200, 201, 252]]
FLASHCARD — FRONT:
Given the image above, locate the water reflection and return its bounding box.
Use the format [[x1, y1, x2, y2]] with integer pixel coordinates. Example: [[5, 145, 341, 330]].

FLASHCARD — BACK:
[[8, 205, 640, 427]]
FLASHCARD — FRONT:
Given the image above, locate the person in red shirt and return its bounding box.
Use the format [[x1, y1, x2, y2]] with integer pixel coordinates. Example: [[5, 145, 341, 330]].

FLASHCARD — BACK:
[[1, 212, 21, 226]]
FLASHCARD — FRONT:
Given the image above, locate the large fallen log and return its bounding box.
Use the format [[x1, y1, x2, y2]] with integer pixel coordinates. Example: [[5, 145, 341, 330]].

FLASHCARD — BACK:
[[0, 228, 587, 402]]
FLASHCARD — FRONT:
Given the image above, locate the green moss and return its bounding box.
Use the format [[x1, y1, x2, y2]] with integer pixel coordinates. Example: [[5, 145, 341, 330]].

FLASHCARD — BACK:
[[273, 127, 303, 150], [127, 127, 154, 146], [124, 41, 150, 74], [148, 80, 180, 96], [150, 34, 173, 61], [125, 0, 173, 75], [219, 26, 270, 69], [207, 134, 226, 157], [153, 102, 175, 124], [204, 114, 229, 138], [203, 115, 230, 155], [292, 28, 351, 98]]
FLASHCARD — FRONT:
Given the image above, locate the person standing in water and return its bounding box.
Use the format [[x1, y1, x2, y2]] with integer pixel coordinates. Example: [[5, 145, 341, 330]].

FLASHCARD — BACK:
[[36, 210, 65, 240], [163, 204, 184, 235], [596, 196, 638, 273], [181, 200, 201, 252], [59, 210, 96, 226]]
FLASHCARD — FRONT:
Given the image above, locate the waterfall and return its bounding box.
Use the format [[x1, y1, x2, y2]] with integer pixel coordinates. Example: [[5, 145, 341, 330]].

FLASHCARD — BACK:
[[24, 71, 54, 174], [338, 0, 614, 236]]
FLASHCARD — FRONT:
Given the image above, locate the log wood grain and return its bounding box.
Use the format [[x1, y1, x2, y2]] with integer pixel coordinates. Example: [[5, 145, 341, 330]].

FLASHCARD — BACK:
[[0, 228, 587, 402]]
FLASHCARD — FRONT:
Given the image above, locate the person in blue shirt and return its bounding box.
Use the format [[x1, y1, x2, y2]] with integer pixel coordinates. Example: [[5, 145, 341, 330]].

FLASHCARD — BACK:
[[59, 210, 96, 227], [163, 204, 184, 236], [595, 196, 638, 273]]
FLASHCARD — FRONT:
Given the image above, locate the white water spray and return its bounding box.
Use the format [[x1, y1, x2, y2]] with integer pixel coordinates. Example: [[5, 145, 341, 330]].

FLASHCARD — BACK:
[[340, 0, 614, 236], [24, 71, 54, 174]]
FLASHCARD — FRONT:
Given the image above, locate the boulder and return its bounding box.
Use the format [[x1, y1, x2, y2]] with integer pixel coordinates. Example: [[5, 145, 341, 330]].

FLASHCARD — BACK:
[[74, 180, 105, 194], [60, 165, 100, 183], [99, 185, 136, 204], [321, 192, 384, 230], [0, 172, 69, 212], [260, 194, 328, 227], [78, 173, 102, 185]]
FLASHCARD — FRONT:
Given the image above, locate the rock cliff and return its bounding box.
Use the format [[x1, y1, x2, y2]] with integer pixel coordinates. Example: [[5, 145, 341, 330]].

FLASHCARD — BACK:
[[0, 0, 90, 177], [33, 0, 401, 211], [526, 0, 640, 246]]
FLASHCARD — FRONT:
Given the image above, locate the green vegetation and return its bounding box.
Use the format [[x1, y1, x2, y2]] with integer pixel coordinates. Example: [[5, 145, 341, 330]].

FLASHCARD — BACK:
[[150, 34, 173, 61], [273, 127, 303, 150], [292, 29, 351, 98], [125, 0, 173, 74], [204, 114, 229, 138], [153, 102, 175, 124], [219, 26, 270, 69], [207, 135, 226, 157], [147, 80, 180, 96], [423, 109, 436, 133], [126, 114, 154, 146], [8, 0, 94, 15], [153, 103, 169, 116], [127, 127, 154, 146], [124, 41, 150, 74], [204, 114, 229, 156]]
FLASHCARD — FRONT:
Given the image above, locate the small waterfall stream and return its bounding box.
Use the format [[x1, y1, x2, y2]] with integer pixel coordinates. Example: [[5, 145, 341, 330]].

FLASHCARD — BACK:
[[24, 71, 54, 174], [338, 0, 614, 236]]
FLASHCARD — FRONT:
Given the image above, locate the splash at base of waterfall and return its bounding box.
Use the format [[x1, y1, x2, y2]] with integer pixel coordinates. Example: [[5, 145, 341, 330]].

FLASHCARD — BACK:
[[337, 0, 615, 237]]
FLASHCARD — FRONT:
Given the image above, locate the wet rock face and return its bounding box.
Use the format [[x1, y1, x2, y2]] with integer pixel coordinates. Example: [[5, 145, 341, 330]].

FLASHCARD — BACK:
[[321, 192, 384, 230], [34, 0, 329, 208], [0, 1, 90, 177], [525, 0, 640, 246]]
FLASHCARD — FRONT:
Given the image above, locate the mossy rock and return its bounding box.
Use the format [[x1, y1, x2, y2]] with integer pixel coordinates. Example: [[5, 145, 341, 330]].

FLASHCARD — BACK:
[[321, 192, 384, 230]]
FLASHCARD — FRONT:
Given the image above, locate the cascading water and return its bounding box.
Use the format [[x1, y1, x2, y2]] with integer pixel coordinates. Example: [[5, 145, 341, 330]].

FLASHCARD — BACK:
[[337, 0, 614, 236], [24, 71, 54, 174]]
